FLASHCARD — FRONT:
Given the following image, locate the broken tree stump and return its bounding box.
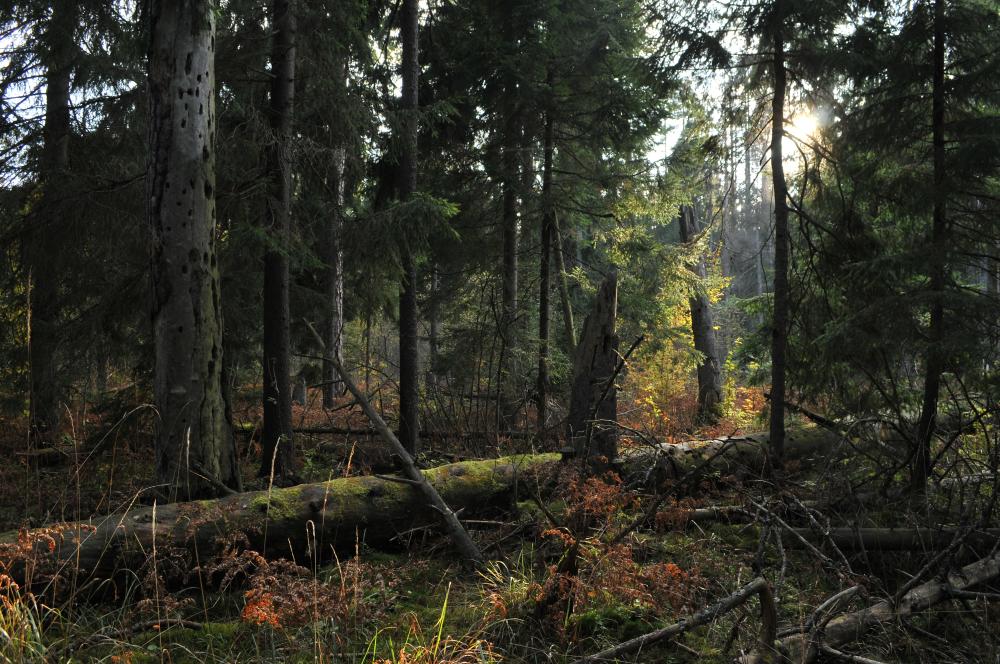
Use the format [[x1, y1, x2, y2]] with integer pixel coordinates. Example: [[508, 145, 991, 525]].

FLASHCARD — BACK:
[[567, 271, 620, 464]]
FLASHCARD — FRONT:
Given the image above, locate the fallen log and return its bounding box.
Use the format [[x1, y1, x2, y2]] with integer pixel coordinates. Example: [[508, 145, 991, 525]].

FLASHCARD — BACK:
[[740, 551, 1000, 663], [620, 425, 843, 484], [1, 427, 846, 591], [0, 453, 559, 591], [789, 527, 1000, 552], [673, 509, 1000, 551]]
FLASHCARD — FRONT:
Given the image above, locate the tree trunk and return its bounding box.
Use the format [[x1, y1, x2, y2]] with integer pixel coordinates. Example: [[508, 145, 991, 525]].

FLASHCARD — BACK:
[[27, 0, 74, 441], [536, 94, 554, 433], [397, 0, 421, 456], [768, 25, 790, 468], [322, 145, 346, 409], [427, 266, 440, 388], [147, 0, 240, 499], [913, 0, 947, 493], [495, 2, 524, 431], [567, 271, 619, 464], [677, 205, 722, 423], [260, 0, 297, 481], [553, 215, 577, 350]]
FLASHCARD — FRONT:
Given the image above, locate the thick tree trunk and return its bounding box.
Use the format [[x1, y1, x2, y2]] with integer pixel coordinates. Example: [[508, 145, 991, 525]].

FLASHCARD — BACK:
[[260, 0, 297, 481], [398, 0, 421, 456], [567, 272, 619, 464], [913, 0, 947, 492], [147, 0, 240, 498], [27, 0, 74, 441], [677, 205, 722, 423], [768, 26, 790, 468], [536, 99, 554, 433], [322, 146, 346, 408]]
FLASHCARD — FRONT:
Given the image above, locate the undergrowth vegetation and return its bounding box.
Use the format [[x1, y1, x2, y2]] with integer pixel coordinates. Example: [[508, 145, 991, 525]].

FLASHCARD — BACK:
[[1, 372, 998, 663]]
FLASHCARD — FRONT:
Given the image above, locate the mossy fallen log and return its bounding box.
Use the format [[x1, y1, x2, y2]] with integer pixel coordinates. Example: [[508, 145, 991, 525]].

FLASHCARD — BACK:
[[0, 454, 558, 590], [1, 426, 845, 591]]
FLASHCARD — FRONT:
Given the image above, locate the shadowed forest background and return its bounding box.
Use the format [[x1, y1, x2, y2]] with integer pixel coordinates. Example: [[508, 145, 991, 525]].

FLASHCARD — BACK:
[[0, 0, 999, 662]]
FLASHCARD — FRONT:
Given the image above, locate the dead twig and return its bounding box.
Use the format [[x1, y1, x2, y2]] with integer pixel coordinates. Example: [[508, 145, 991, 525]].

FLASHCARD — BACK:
[[572, 577, 776, 663]]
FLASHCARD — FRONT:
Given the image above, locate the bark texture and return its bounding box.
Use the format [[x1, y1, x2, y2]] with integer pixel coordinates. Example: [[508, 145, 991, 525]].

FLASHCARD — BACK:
[[677, 205, 722, 423], [147, 0, 240, 498], [567, 272, 619, 463], [397, 0, 421, 455], [260, 0, 297, 480], [322, 146, 346, 408], [27, 0, 74, 440]]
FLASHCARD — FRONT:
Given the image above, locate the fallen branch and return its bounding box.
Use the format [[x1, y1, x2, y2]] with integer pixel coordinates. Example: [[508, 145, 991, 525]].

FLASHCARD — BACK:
[[305, 320, 484, 565], [740, 551, 1000, 663], [573, 577, 776, 663]]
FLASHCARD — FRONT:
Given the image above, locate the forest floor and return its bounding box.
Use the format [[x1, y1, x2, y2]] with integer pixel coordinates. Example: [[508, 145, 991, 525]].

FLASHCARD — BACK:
[[0, 387, 997, 663]]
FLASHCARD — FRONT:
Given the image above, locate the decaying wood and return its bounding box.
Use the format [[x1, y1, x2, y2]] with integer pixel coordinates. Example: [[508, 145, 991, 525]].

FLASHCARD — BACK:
[[2, 426, 849, 591], [305, 320, 484, 564], [740, 551, 1000, 663], [787, 527, 1000, 552], [621, 425, 843, 484], [1, 454, 557, 590], [573, 577, 776, 663], [567, 271, 619, 462]]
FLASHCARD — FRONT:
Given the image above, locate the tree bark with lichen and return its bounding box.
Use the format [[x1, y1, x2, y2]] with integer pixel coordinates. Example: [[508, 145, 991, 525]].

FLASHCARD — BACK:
[[147, 0, 239, 499]]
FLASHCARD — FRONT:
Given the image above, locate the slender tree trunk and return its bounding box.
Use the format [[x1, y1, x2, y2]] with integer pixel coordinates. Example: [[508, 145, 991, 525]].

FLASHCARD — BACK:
[[678, 206, 723, 423], [536, 98, 554, 433], [553, 216, 576, 350], [913, 0, 947, 492], [427, 266, 440, 388], [147, 0, 240, 499], [260, 0, 297, 480], [768, 25, 790, 468], [27, 1, 74, 441], [397, 0, 421, 455], [500, 116, 519, 342], [495, 2, 523, 430], [322, 144, 346, 409]]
